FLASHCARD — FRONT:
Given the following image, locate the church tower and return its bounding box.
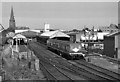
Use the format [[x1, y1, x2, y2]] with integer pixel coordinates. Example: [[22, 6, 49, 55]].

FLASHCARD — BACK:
[[9, 7, 16, 30]]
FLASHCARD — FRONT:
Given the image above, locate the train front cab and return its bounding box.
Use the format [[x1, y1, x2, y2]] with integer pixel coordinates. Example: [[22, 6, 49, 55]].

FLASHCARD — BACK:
[[69, 52, 85, 60], [67, 43, 85, 60]]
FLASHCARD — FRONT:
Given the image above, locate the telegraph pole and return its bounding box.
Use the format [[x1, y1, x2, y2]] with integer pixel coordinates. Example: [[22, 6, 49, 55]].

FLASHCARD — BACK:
[[88, 31, 91, 54]]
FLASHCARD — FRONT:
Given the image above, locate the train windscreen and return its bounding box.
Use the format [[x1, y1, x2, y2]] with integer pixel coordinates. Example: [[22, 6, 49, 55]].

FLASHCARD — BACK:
[[70, 43, 82, 52]]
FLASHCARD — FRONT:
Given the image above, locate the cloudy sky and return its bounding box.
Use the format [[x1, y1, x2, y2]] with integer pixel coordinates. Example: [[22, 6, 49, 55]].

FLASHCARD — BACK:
[[1, 1, 118, 30]]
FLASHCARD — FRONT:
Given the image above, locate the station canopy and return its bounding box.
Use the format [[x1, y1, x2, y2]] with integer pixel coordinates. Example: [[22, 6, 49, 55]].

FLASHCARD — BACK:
[[13, 34, 26, 39], [41, 30, 70, 38], [21, 31, 39, 38]]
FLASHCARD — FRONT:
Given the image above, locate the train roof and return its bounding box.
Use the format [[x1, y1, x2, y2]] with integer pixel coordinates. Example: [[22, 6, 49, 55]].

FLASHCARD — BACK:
[[37, 35, 49, 38], [48, 39, 79, 45]]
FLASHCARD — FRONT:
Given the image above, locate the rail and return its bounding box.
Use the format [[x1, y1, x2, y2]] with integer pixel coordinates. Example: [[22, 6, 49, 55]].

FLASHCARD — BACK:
[[29, 44, 75, 81], [75, 60, 120, 80], [28, 42, 117, 81]]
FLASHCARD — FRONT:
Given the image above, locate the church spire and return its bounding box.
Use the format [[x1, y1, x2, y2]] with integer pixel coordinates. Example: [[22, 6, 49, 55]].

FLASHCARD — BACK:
[[10, 6, 15, 21], [9, 6, 16, 30]]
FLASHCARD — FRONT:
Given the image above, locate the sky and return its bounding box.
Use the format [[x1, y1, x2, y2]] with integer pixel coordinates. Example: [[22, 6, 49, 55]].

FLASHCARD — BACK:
[[118, 2, 120, 24], [1, 1, 119, 30]]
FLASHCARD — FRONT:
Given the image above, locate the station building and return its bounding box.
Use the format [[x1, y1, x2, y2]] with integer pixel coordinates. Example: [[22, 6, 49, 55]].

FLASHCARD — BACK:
[[103, 31, 120, 59]]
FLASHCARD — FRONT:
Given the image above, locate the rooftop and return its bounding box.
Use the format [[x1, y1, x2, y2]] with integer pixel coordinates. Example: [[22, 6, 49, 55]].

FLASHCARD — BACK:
[[105, 31, 120, 37]]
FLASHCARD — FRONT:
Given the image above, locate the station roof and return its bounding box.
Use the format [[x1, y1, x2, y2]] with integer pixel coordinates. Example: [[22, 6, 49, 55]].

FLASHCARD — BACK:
[[15, 29, 40, 33], [13, 34, 26, 39], [21, 31, 39, 37], [41, 30, 70, 38]]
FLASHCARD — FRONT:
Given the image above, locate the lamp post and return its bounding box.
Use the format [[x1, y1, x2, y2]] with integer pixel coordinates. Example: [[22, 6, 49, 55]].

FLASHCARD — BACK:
[[88, 31, 91, 54], [11, 39, 13, 58]]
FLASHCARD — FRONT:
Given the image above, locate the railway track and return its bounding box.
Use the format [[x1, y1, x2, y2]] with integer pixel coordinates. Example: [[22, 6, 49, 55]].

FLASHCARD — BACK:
[[28, 42, 119, 81], [36, 42, 120, 73], [28, 43, 93, 80], [28, 43, 82, 81], [74, 60, 120, 80], [38, 56, 75, 81]]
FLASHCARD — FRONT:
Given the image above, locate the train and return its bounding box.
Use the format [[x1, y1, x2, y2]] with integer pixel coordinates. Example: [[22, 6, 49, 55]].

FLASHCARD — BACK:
[[36, 36, 87, 60], [36, 36, 49, 45], [47, 39, 86, 60]]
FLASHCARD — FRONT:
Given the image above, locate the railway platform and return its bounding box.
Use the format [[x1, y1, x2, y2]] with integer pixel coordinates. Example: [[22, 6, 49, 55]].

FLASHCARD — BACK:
[[86, 54, 119, 73]]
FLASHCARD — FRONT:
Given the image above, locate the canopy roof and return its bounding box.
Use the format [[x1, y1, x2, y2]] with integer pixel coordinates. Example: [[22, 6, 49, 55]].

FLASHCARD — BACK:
[[21, 31, 39, 37], [15, 30, 40, 33], [41, 30, 70, 38], [13, 34, 26, 39]]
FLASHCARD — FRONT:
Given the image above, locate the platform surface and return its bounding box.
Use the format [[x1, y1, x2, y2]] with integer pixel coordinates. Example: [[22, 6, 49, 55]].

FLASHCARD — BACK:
[[88, 56, 119, 73], [18, 45, 29, 52]]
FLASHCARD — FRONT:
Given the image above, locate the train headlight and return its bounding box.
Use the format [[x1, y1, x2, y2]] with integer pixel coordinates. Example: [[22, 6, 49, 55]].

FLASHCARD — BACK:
[[72, 48, 79, 52], [82, 53, 85, 56]]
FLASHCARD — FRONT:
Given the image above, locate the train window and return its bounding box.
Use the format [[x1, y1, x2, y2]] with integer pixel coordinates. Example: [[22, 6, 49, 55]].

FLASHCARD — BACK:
[[66, 45, 70, 51], [49, 43, 51, 46], [50, 42, 53, 46], [62, 44, 65, 50], [54, 42, 57, 47], [55, 43, 58, 47], [59, 43, 62, 49], [52, 42, 54, 45], [65, 45, 68, 51], [54, 43, 57, 47], [57, 44, 59, 47]]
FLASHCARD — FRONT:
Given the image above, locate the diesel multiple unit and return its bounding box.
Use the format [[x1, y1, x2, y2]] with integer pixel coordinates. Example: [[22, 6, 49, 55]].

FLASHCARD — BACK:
[[36, 35, 86, 60], [47, 39, 86, 60]]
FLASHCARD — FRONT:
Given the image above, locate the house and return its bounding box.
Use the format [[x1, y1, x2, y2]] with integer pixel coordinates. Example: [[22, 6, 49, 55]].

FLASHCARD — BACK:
[[99, 24, 118, 33]]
